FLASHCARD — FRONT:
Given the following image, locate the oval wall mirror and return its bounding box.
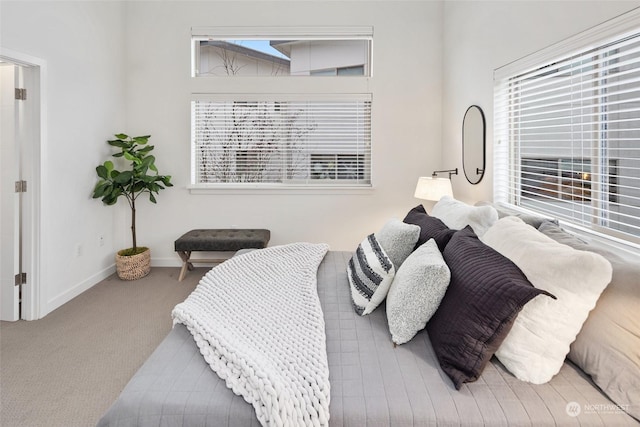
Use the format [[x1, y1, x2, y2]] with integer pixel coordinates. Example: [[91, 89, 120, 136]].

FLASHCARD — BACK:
[[462, 105, 486, 184]]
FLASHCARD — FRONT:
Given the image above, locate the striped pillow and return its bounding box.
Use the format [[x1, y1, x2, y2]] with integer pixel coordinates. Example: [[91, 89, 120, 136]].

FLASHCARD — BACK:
[[347, 234, 395, 315]]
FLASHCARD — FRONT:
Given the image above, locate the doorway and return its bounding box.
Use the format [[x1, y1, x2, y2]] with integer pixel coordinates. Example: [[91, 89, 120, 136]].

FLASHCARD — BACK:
[[0, 50, 42, 321]]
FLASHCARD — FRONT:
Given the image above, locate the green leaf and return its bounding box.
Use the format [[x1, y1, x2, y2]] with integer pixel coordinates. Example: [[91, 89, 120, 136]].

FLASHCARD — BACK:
[[96, 165, 108, 179], [104, 160, 114, 171], [133, 135, 150, 145], [132, 181, 145, 193], [114, 170, 133, 184], [149, 193, 157, 203], [102, 192, 118, 205], [108, 139, 129, 148], [141, 155, 154, 166], [114, 133, 128, 139], [92, 181, 108, 198], [112, 152, 124, 158], [123, 151, 136, 162]]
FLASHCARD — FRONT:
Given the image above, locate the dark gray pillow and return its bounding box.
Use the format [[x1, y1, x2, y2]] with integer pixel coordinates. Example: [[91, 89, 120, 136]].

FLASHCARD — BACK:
[[426, 226, 553, 390], [403, 205, 455, 251], [538, 221, 640, 420]]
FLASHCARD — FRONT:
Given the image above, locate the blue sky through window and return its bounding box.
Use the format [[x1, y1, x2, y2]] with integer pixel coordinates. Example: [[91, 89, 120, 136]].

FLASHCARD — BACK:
[[228, 40, 289, 59]]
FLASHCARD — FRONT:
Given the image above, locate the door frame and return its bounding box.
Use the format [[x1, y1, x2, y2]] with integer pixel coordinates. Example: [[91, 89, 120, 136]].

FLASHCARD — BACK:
[[1, 47, 46, 320]]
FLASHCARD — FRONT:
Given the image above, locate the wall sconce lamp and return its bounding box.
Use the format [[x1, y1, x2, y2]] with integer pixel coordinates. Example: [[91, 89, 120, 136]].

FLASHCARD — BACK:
[[414, 168, 457, 202], [414, 177, 453, 202], [431, 168, 459, 179]]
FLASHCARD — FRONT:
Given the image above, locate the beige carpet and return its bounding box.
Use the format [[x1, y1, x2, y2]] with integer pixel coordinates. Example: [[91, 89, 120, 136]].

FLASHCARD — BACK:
[[0, 266, 206, 427]]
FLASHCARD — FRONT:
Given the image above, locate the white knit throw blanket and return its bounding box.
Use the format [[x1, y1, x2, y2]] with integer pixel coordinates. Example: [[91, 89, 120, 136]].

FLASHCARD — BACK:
[[172, 243, 331, 427]]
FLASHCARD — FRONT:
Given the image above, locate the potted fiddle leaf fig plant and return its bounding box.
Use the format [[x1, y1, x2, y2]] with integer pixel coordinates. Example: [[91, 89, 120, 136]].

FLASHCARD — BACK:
[[92, 133, 173, 280]]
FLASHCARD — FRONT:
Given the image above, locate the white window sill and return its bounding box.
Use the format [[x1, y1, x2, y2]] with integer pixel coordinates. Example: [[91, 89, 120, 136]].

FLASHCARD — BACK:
[[187, 184, 375, 195], [494, 202, 640, 257]]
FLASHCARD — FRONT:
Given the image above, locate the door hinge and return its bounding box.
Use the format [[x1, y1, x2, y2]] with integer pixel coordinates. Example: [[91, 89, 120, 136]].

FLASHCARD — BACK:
[[15, 88, 27, 100], [15, 180, 27, 193], [15, 272, 27, 286]]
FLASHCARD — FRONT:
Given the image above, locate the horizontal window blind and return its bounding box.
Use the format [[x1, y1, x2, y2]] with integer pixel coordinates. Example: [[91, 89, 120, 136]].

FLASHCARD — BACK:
[[494, 25, 640, 242], [192, 96, 372, 186]]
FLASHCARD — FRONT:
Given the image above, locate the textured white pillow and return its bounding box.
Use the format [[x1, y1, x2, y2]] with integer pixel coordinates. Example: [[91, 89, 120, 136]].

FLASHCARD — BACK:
[[347, 234, 396, 315], [481, 216, 613, 384], [375, 219, 420, 269], [431, 196, 498, 237], [386, 239, 451, 345]]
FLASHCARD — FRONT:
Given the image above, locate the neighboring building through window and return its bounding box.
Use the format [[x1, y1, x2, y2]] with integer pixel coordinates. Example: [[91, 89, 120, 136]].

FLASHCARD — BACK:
[[194, 38, 371, 77], [494, 12, 640, 243]]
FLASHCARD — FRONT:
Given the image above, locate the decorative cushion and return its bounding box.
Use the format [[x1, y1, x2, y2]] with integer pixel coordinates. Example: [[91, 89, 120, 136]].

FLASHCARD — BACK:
[[538, 221, 640, 420], [426, 226, 552, 390], [481, 216, 613, 384], [431, 196, 498, 237], [347, 234, 395, 315], [402, 205, 455, 251], [474, 201, 558, 228], [386, 239, 450, 345], [374, 219, 420, 269]]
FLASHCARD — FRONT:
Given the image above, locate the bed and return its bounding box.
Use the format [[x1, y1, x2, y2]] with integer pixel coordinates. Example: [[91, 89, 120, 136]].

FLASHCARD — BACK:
[[97, 250, 638, 426]]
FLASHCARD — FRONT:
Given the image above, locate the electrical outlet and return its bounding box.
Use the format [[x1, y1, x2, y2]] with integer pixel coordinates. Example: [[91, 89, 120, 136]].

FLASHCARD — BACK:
[[99, 236, 105, 247]]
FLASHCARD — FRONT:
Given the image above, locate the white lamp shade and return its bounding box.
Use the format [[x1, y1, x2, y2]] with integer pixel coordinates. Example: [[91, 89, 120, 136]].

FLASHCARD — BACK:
[[414, 177, 453, 201]]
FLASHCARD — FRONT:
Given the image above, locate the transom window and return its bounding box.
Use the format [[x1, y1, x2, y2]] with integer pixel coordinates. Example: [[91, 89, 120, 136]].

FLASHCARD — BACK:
[[494, 12, 640, 243], [192, 28, 372, 77]]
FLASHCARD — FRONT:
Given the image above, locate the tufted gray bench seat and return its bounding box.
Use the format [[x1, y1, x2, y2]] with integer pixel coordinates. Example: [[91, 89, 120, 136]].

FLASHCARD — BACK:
[[174, 229, 270, 281]]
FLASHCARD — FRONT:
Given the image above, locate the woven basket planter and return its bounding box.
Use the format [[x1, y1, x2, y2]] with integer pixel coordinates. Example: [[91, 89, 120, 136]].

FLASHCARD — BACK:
[[115, 248, 151, 280]]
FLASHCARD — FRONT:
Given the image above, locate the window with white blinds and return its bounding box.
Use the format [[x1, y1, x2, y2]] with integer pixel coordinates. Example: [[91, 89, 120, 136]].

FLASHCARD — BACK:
[[191, 95, 372, 186], [494, 13, 640, 243]]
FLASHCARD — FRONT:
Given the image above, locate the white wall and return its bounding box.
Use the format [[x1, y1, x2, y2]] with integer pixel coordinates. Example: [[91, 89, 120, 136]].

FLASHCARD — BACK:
[[4, 0, 638, 318], [0, 1, 126, 316], [123, 1, 444, 264], [441, 0, 640, 204]]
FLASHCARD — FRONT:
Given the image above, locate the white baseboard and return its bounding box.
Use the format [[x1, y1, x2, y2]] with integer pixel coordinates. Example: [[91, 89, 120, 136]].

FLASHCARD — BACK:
[[43, 264, 116, 317]]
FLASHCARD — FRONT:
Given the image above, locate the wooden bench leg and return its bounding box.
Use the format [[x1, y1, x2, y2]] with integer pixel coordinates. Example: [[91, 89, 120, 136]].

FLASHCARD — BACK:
[[178, 251, 191, 282]]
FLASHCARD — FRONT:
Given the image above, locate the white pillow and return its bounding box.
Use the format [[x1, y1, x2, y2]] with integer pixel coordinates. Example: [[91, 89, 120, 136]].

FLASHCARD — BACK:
[[386, 239, 450, 345], [347, 234, 395, 315], [431, 196, 498, 237], [375, 219, 420, 269], [481, 216, 613, 384]]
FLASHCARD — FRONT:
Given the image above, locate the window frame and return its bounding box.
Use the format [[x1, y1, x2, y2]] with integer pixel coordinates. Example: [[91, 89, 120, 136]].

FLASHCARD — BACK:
[[191, 26, 373, 78], [188, 26, 375, 194], [493, 8, 640, 247]]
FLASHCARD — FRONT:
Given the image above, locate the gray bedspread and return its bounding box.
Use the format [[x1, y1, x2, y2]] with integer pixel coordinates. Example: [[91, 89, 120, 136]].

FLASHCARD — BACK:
[[98, 251, 639, 426]]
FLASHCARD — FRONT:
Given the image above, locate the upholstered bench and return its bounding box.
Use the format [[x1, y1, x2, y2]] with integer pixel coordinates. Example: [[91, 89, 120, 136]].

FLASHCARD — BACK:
[[174, 229, 270, 281]]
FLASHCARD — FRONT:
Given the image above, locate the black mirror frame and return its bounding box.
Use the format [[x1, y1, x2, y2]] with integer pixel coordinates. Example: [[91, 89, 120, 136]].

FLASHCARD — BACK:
[[462, 105, 486, 185]]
